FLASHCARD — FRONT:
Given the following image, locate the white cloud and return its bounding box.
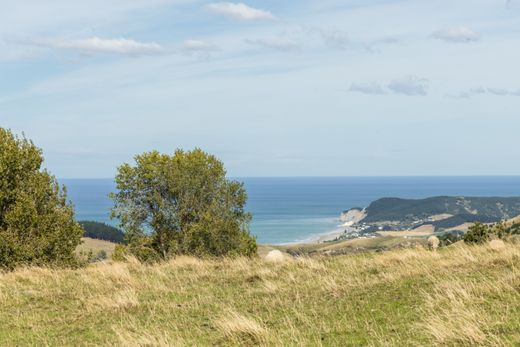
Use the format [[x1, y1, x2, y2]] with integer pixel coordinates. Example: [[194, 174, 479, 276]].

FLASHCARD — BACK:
[[470, 87, 487, 94], [245, 37, 300, 51], [183, 40, 219, 52], [487, 87, 509, 96], [349, 82, 386, 95], [315, 28, 349, 50], [449, 86, 520, 98], [37, 37, 163, 56], [303, 26, 349, 50], [207, 2, 275, 21], [388, 76, 429, 96], [432, 26, 480, 43]]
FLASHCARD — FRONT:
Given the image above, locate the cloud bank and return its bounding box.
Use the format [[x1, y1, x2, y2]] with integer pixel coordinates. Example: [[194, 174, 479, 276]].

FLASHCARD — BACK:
[[387, 76, 429, 96], [37, 37, 163, 56], [349, 76, 429, 96], [349, 82, 386, 95], [450, 86, 520, 98], [432, 26, 480, 43], [183, 40, 219, 52], [207, 2, 275, 21], [245, 37, 300, 51]]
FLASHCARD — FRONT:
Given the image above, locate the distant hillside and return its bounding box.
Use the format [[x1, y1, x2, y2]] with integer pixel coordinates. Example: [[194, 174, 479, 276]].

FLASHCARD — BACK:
[[346, 196, 520, 231], [79, 221, 125, 244]]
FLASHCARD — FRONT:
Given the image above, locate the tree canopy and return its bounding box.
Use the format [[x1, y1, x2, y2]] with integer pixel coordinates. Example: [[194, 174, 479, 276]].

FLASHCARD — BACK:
[[0, 128, 83, 269], [110, 149, 256, 260]]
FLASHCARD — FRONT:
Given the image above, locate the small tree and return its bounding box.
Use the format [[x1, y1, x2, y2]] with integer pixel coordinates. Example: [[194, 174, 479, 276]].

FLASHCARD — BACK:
[[110, 149, 256, 261], [0, 128, 83, 269]]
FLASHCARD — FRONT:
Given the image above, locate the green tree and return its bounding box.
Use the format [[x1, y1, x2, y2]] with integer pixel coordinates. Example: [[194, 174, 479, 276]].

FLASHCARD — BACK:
[[110, 149, 256, 261], [0, 128, 83, 269]]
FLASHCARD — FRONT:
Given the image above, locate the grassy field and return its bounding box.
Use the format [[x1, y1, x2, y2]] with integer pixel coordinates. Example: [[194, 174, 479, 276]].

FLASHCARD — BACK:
[[1, 241, 520, 346], [280, 235, 428, 256], [76, 237, 117, 258]]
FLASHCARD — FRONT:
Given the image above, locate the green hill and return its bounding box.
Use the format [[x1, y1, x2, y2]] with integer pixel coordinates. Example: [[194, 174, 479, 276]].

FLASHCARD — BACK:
[[348, 196, 520, 231], [79, 221, 125, 244]]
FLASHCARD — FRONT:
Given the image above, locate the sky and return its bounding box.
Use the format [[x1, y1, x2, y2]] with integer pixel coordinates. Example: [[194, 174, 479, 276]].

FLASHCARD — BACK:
[[1, 0, 520, 178]]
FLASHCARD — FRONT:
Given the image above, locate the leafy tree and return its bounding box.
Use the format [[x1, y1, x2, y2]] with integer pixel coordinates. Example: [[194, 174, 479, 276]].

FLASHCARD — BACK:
[[0, 128, 83, 269], [110, 149, 256, 261]]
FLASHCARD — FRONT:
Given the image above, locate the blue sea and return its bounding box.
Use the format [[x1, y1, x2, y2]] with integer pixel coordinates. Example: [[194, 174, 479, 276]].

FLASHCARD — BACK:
[[62, 177, 520, 244]]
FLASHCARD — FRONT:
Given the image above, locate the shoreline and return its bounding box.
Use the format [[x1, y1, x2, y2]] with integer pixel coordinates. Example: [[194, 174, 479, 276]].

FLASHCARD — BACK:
[[274, 225, 356, 246]]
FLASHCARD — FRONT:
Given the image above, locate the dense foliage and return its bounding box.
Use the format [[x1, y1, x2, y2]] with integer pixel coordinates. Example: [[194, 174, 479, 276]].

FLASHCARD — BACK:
[[79, 221, 125, 243], [0, 128, 83, 269], [463, 221, 517, 244], [111, 149, 257, 261]]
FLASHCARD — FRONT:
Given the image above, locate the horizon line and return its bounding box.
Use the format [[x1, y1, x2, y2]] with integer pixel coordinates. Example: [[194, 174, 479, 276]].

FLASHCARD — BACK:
[[58, 175, 520, 180]]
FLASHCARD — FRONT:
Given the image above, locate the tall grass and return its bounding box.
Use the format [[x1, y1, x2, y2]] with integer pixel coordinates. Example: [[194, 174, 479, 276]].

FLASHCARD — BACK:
[[0, 242, 519, 346]]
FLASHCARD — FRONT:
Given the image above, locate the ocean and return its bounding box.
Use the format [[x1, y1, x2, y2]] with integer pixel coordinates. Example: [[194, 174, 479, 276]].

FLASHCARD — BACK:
[[62, 176, 520, 244]]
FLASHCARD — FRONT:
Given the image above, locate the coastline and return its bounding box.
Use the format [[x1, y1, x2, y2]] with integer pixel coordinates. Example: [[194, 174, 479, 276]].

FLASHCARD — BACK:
[[316, 228, 348, 243], [275, 224, 355, 246]]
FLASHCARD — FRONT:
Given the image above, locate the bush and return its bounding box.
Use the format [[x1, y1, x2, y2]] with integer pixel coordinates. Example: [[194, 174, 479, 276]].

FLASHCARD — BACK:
[[508, 223, 520, 235], [463, 222, 511, 245], [93, 250, 107, 262], [79, 221, 125, 243], [112, 244, 128, 262], [110, 149, 257, 262], [438, 230, 464, 246], [463, 223, 494, 244], [0, 128, 83, 269]]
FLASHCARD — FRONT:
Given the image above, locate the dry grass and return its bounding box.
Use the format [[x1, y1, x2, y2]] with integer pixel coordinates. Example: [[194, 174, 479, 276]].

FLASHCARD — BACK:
[[216, 310, 267, 344], [76, 237, 117, 258], [0, 242, 519, 346], [377, 230, 434, 237]]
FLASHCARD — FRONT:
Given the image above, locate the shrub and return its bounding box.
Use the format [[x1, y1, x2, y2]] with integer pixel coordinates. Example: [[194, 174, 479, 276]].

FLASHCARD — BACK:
[[110, 149, 257, 262], [94, 250, 108, 261], [463, 222, 511, 245], [112, 244, 128, 262], [438, 230, 464, 246], [0, 128, 83, 269], [463, 223, 494, 244], [507, 222, 520, 235]]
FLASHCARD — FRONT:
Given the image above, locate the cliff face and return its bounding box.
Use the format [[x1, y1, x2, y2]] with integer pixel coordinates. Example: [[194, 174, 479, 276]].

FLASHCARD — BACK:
[[340, 208, 367, 225]]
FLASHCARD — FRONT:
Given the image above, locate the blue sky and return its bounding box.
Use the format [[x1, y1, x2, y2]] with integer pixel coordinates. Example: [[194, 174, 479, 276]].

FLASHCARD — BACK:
[[1, 0, 519, 178]]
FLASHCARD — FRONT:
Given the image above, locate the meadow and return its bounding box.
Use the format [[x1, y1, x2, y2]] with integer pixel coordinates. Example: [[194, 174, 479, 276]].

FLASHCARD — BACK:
[[1, 241, 519, 346]]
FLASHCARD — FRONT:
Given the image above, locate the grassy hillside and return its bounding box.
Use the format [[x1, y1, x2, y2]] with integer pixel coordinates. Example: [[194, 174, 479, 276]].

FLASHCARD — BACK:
[[1, 242, 520, 346], [281, 235, 428, 256], [76, 237, 117, 258]]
